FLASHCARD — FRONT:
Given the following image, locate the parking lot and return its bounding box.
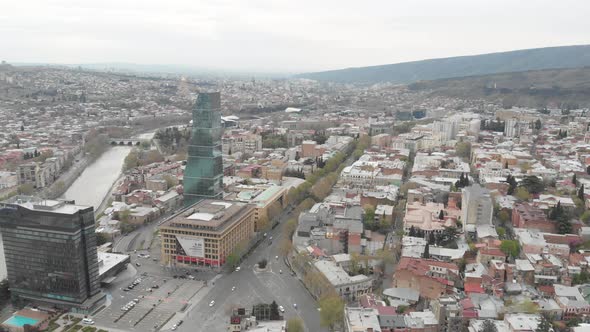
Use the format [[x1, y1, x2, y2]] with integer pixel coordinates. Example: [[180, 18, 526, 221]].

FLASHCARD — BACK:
[[94, 273, 205, 331], [92, 231, 216, 332]]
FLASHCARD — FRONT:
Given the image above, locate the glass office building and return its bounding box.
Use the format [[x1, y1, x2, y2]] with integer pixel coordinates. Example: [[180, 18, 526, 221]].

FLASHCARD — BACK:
[[184, 92, 224, 207], [0, 196, 104, 312]]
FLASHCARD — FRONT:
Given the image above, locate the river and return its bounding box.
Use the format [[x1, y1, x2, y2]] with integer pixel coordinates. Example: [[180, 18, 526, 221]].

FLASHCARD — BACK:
[[61, 146, 131, 210], [61, 131, 156, 211]]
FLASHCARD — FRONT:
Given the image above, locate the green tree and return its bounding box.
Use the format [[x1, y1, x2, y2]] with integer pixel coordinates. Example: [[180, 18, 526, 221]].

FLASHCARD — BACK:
[[557, 214, 573, 235], [287, 318, 304, 332], [96, 232, 109, 246], [573, 174, 578, 186], [17, 183, 34, 195], [363, 205, 376, 230], [519, 176, 544, 194], [123, 150, 140, 171], [498, 210, 510, 225], [319, 295, 344, 330], [423, 243, 430, 259], [535, 315, 552, 332], [455, 142, 472, 159], [270, 301, 280, 320], [496, 227, 506, 239], [479, 319, 498, 332], [515, 187, 531, 201], [500, 240, 520, 258], [118, 209, 131, 223], [226, 253, 239, 270], [578, 184, 585, 201]]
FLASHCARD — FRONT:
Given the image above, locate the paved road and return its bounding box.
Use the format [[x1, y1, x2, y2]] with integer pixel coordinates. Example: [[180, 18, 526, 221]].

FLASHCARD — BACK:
[[176, 213, 327, 332]]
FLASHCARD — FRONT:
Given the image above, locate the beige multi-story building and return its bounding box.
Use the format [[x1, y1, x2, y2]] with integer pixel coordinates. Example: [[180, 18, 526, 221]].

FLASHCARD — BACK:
[[222, 131, 262, 155], [159, 200, 255, 267]]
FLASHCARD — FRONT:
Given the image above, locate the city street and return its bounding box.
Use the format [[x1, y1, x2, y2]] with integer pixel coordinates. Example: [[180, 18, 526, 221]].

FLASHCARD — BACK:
[[175, 213, 328, 332]]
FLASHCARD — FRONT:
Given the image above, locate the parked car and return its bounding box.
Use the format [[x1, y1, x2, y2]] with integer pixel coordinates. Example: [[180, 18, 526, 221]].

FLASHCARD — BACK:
[[209, 300, 215, 307], [82, 318, 94, 325], [278, 305, 285, 313]]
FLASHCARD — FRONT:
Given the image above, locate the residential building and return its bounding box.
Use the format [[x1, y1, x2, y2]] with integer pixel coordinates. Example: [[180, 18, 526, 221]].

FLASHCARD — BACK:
[[227, 185, 287, 232], [344, 307, 382, 332], [0, 196, 104, 312], [505, 118, 520, 138], [159, 199, 255, 268], [512, 203, 556, 233], [184, 92, 224, 207], [461, 185, 493, 233], [394, 257, 459, 299], [314, 260, 373, 301]]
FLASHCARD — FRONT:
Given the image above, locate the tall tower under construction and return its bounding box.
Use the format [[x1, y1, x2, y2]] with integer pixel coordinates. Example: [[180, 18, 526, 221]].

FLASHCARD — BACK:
[[183, 92, 223, 207]]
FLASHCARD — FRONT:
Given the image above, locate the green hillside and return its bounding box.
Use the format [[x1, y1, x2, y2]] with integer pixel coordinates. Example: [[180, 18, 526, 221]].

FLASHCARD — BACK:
[[297, 45, 590, 84]]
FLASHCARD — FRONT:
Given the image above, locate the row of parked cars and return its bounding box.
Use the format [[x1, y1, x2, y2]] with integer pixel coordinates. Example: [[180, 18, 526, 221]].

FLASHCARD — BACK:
[[121, 298, 139, 311], [171, 319, 184, 330]]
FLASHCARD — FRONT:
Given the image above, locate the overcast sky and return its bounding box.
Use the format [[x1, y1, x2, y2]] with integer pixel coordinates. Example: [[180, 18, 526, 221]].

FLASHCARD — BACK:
[[1, 0, 589, 73]]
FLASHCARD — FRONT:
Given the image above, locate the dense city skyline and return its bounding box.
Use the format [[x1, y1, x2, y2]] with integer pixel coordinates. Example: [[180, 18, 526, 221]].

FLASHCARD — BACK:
[[2, 0, 590, 72]]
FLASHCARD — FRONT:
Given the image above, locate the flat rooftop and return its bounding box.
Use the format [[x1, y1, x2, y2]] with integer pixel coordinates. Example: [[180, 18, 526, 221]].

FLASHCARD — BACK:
[[2, 195, 89, 214], [98, 252, 130, 277], [160, 199, 254, 232]]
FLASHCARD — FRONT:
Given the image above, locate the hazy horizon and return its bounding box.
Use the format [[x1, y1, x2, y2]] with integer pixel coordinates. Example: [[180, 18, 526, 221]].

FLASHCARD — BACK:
[[2, 0, 590, 73]]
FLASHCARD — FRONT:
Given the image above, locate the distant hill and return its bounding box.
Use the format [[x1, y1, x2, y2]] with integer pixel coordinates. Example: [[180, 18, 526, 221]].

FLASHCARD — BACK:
[[408, 67, 590, 108], [297, 45, 590, 84]]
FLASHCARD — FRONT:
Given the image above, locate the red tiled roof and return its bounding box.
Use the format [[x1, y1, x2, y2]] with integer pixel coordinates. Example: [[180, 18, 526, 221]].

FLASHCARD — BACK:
[[538, 285, 555, 296], [465, 282, 485, 294], [480, 248, 505, 257], [463, 310, 478, 318]]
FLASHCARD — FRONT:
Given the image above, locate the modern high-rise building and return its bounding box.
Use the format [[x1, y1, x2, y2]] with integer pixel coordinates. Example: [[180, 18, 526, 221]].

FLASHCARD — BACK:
[[184, 92, 224, 207], [505, 118, 520, 138], [0, 196, 104, 312]]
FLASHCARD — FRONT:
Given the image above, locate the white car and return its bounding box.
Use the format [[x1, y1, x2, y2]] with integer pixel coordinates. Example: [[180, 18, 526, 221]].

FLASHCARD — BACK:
[[82, 318, 94, 325], [279, 305, 285, 313], [209, 300, 215, 307], [235, 267, 241, 272], [231, 286, 236, 291]]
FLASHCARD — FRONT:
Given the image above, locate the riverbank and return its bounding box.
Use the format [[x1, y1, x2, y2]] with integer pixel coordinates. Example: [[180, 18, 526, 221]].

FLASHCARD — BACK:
[[61, 146, 132, 211], [94, 173, 125, 218]]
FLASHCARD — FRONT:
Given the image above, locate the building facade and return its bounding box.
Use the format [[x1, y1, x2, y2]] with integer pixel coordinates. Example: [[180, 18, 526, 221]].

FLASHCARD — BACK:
[[0, 196, 103, 312], [159, 199, 255, 267], [184, 92, 224, 207]]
